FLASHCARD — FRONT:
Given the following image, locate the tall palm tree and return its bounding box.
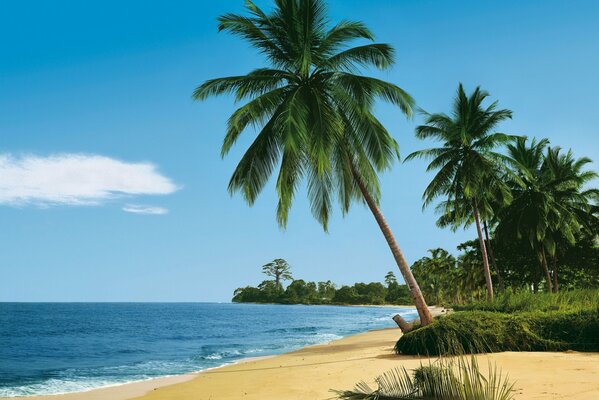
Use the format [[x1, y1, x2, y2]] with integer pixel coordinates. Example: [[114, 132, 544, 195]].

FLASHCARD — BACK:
[[496, 137, 597, 292], [407, 84, 514, 299], [536, 146, 597, 291], [193, 0, 432, 325]]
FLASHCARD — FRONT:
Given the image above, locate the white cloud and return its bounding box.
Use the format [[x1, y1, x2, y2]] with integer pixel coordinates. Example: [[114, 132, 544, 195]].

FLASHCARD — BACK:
[[0, 153, 178, 206], [123, 204, 169, 215]]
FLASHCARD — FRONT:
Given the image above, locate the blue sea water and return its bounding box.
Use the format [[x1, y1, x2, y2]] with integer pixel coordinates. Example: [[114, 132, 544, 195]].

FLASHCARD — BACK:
[[0, 303, 417, 397]]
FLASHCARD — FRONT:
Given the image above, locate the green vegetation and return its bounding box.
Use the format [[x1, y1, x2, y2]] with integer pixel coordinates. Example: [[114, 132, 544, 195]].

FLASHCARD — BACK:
[[409, 236, 599, 306], [408, 86, 598, 299], [195, 0, 433, 325], [454, 289, 599, 313], [334, 357, 514, 400], [395, 290, 599, 356], [407, 84, 514, 299], [233, 265, 412, 305]]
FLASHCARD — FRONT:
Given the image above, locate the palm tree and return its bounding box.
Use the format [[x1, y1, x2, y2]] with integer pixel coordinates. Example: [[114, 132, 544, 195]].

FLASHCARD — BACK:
[[262, 258, 293, 290], [411, 249, 457, 304], [193, 0, 433, 325], [407, 84, 514, 299], [496, 137, 597, 292]]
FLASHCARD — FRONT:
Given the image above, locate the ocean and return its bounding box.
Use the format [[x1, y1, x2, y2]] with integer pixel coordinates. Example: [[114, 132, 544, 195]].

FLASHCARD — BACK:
[[0, 303, 417, 397]]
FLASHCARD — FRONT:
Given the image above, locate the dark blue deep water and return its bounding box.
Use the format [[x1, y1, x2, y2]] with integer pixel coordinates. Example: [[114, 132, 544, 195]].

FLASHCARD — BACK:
[[0, 303, 416, 397]]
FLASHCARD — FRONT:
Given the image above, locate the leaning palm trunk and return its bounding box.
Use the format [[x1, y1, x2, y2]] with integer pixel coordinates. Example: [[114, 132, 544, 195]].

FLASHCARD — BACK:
[[483, 220, 504, 291], [472, 202, 494, 299], [552, 254, 559, 293], [540, 249, 553, 293], [350, 161, 433, 326]]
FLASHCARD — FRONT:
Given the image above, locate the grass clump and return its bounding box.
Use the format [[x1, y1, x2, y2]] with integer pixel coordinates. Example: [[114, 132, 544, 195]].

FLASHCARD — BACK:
[[395, 309, 599, 356], [333, 357, 514, 400], [453, 289, 599, 313]]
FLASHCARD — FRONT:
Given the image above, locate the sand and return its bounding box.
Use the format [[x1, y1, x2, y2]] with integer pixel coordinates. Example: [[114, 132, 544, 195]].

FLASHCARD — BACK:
[[11, 325, 599, 400]]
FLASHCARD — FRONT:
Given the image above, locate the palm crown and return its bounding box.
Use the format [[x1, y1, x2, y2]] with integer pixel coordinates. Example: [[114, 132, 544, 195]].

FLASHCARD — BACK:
[[499, 137, 598, 256], [407, 84, 513, 212], [193, 0, 414, 230]]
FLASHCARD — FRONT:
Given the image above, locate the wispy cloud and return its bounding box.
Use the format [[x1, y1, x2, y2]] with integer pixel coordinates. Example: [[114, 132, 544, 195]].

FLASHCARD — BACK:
[[0, 153, 178, 207], [123, 204, 169, 215]]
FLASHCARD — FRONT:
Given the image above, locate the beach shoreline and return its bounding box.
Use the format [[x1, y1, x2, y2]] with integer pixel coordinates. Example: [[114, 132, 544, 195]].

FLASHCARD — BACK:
[[3, 306, 434, 400], [6, 306, 599, 400]]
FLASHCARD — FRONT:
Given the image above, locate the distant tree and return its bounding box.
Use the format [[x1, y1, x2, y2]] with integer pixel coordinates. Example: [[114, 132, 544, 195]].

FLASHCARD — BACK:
[[284, 279, 318, 304], [386, 284, 412, 305], [354, 282, 387, 304], [333, 286, 359, 304], [411, 249, 458, 304], [384, 271, 398, 287], [262, 258, 293, 290], [317, 280, 337, 301]]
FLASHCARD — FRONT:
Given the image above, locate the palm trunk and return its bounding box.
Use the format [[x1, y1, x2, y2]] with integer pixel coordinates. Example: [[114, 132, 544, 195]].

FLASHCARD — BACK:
[[349, 161, 433, 326], [552, 254, 559, 293], [472, 202, 494, 299], [483, 220, 504, 291], [540, 248, 552, 293]]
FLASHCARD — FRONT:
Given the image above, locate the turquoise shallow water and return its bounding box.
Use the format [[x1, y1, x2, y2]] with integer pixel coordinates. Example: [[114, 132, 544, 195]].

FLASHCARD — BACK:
[[0, 302, 417, 397]]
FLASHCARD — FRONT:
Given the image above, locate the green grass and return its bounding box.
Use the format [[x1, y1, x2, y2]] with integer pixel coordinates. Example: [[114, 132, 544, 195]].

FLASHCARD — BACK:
[[453, 289, 599, 313], [395, 290, 599, 356]]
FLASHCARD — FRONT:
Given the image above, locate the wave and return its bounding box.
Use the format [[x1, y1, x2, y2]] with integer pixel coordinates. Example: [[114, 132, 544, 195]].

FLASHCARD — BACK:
[[1, 303, 417, 397]]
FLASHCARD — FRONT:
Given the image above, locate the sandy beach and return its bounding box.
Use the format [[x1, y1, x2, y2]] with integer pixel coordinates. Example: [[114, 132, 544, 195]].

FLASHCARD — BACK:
[[11, 324, 599, 400]]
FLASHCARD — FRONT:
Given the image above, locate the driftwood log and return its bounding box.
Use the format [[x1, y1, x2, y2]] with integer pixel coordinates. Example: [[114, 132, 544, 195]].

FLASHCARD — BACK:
[[392, 314, 413, 333]]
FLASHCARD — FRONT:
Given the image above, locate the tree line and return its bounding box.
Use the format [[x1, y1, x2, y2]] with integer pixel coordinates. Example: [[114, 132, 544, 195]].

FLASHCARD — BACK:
[[232, 259, 412, 305], [412, 237, 599, 305]]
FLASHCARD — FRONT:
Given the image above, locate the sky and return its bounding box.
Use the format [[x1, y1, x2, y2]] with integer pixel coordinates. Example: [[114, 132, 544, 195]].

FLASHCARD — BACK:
[[1, 0, 598, 302]]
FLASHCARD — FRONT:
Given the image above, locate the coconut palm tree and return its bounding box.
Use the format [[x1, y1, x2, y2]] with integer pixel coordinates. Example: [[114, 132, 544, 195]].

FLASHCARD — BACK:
[[496, 137, 597, 292], [407, 84, 514, 299], [193, 0, 433, 325], [502, 142, 599, 292]]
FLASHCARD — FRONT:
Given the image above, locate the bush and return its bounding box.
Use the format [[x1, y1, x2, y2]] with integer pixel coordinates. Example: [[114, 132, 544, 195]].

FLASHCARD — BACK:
[[395, 309, 599, 356]]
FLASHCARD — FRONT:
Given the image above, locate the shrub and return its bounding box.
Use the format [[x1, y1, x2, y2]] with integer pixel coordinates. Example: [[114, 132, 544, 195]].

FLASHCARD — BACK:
[[395, 309, 599, 356], [333, 357, 515, 400]]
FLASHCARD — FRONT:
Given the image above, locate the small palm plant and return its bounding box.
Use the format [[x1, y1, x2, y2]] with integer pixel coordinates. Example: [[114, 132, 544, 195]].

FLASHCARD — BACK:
[[333, 357, 514, 400]]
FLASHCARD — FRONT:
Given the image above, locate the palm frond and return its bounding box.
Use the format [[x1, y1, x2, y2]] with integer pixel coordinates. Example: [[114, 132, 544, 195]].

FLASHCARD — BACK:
[[333, 357, 515, 400]]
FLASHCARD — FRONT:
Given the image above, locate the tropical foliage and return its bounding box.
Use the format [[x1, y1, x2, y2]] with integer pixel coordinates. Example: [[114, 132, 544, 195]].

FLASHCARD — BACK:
[[195, 0, 433, 324], [334, 357, 514, 400], [408, 85, 598, 298], [395, 289, 599, 356], [408, 84, 514, 299], [410, 236, 599, 306], [232, 272, 412, 305], [495, 137, 599, 292]]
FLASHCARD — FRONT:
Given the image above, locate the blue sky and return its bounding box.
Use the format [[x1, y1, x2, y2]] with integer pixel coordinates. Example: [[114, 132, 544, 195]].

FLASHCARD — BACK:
[[1, 0, 598, 301]]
